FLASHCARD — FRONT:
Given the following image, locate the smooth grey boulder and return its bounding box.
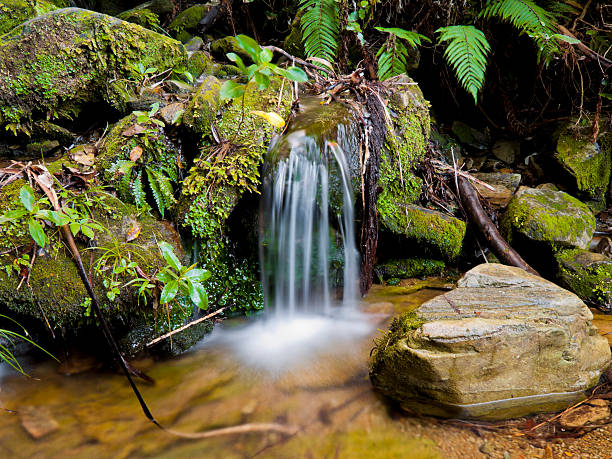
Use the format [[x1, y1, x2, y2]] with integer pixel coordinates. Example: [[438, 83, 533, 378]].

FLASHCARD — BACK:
[[501, 186, 595, 250], [370, 264, 611, 420]]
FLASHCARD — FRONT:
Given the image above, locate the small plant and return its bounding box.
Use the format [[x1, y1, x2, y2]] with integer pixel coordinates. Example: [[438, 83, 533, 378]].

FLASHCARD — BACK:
[[156, 242, 210, 310], [219, 35, 308, 102]]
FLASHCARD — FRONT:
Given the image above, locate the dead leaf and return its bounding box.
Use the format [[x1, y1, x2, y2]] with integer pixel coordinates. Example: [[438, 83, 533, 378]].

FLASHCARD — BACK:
[[122, 124, 145, 137], [19, 406, 59, 439], [36, 172, 53, 189], [70, 145, 96, 166], [126, 222, 142, 242], [129, 146, 143, 162]]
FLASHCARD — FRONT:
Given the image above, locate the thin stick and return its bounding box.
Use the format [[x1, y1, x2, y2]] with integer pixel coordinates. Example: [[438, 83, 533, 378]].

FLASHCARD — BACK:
[[264, 46, 334, 76], [146, 307, 226, 347], [431, 160, 496, 191]]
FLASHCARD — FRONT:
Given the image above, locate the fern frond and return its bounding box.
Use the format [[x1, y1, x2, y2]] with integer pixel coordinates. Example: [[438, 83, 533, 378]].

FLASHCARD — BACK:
[[118, 173, 132, 202], [437, 25, 491, 103], [377, 38, 410, 81], [146, 167, 165, 218], [132, 171, 145, 207], [299, 0, 340, 61]]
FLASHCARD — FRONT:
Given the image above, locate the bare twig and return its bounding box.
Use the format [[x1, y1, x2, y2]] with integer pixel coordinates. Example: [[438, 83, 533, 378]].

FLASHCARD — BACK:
[[146, 307, 226, 347], [264, 45, 334, 76]]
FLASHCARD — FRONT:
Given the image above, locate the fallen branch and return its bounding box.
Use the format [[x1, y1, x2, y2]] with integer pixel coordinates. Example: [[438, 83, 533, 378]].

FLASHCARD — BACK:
[[557, 24, 612, 71], [146, 307, 226, 348], [163, 422, 298, 439], [431, 160, 496, 191], [457, 176, 540, 276], [264, 45, 334, 76]]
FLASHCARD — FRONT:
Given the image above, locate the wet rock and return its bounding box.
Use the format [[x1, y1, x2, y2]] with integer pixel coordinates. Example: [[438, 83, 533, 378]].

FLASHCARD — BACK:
[[210, 35, 251, 62], [185, 36, 204, 52], [187, 50, 214, 79], [374, 258, 445, 282], [370, 264, 612, 420], [283, 10, 305, 58], [555, 249, 612, 312], [492, 140, 520, 164], [379, 204, 466, 261], [555, 123, 611, 204], [19, 406, 59, 439], [159, 102, 185, 125], [472, 172, 521, 209], [451, 121, 489, 150], [182, 75, 222, 139], [558, 399, 610, 429], [536, 183, 558, 191], [501, 186, 595, 250], [0, 0, 57, 36], [0, 8, 186, 134]]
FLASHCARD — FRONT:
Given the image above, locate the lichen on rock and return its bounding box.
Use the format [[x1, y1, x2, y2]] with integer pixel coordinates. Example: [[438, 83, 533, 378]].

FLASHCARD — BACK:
[[0, 0, 57, 36]]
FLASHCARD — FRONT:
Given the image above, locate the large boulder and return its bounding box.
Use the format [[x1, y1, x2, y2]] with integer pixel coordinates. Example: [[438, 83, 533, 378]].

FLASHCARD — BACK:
[[370, 264, 611, 420], [555, 123, 612, 207], [0, 8, 186, 134], [501, 186, 595, 251], [556, 248, 612, 313]]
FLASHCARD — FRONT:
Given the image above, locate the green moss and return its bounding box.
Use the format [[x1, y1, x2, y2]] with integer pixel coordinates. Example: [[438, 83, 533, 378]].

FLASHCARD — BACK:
[[210, 36, 250, 62], [501, 187, 595, 249], [182, 75, 222, 138], [555, 124, 611, 203], [374, 258, 445, 282], [0, 8, 186, 134], [187, 50, 213, 78], [118, 7, 160, 29], [556, 248, 612, 310], [0, 0, 57, 36], [168, 4, 209, 41], [283, 11, 305, 59]]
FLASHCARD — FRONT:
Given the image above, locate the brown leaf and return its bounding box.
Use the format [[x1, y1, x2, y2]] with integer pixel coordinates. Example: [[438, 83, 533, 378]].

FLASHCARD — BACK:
[[122, 124, 145, 137], [126, 222, 142, 242], [129, 146, 143, 162], [70, 145, 95, 166]]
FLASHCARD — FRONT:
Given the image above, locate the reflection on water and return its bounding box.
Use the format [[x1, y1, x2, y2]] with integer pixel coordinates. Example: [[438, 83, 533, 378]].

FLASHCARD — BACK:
[[0, 287, 445, 458]]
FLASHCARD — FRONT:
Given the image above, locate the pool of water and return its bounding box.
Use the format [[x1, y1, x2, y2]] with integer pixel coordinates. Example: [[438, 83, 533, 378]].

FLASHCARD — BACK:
[[0, 282, 450, 458]]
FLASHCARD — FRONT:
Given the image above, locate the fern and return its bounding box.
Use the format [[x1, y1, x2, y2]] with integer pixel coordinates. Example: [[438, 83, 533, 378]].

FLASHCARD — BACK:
[[437, 25, 491, 103], [132, 171, 145, 208], [480, 0, 571, 65], [299, 0, 340, 61], [146, 167, 165, 218], [375, 27, 431, 81], [146, 167, 176, 219]]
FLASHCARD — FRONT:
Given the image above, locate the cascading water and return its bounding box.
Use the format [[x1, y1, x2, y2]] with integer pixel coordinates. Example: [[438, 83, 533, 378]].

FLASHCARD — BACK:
[[209, 100, 371, 372], [261, 130, 359, 316]]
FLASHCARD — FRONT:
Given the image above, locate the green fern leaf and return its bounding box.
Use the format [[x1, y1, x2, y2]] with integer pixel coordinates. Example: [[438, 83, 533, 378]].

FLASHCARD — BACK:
[[146, 167, 165, 218], [437, 25, 491, 103], [132, 171, 145, 207], [118, 173, 132, 202], [299, 0, 340, 61], [152, 168, 177, 208], [375, 27, 431, 81]]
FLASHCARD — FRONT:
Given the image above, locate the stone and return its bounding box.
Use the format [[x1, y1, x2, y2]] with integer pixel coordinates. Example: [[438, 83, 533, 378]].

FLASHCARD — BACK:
[[19, 406, 59, 439], [501, 186, 595, 250], [374, 258, 445, 282], [0, 0, 57, 36], [492, 139, 520, 164], [283, 10, 305, 58], [0, 8, 186, 134], [168, 3, 212, 42], [555, 248, 612, 312], [558, 399, 610, 429], [451, 121, 489, 150], [555, 123, 611, 203], [379, 204, 467, 261], [182, 75, 222, 139], [210, 35, 251, 62], [185, 36, 204, 52], [159, 102, 185, 125], [473, 172, 521, 208], [187, 50, 214, 78], [370, 264, 611, 420]]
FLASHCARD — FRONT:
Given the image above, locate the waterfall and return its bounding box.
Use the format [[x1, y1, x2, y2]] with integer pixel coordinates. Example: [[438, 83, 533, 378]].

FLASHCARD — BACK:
[[261, 129, 359, 316]]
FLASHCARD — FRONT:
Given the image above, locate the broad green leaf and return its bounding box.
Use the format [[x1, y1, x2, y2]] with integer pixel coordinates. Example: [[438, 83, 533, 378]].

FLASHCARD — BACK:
[[192, 282, 208, 309], [19, 185, 35, 212], [219, 80, 246, 100], [183, 268, 209, 282], [284, 66, 308, 82], [69, 222, 80, 236], [47, 210, 70, 226], [81, 225, 95, 239], [0, 209, 27, 222], [259, 48, 273, 63], [227, 52, 247, 73], [254, 71, 270, 90], [156, 270, 174, 283], [28, 219, 47, 247], [158, 241, 182, 271], [250, 110, 285, 128], [160, 280, 178, 304], [235, 35, 261, 62]]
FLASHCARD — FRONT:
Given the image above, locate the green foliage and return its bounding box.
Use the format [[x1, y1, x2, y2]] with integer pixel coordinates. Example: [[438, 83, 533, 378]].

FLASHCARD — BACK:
[[436, 25, 491, 103], [298, 0, 340, 61], [156, 242, 210, 310], [375, 27, 430, 81], [219, 35, 307, 102], [480, 0, 579, 65], [1, 314, 56, 376], [107, 105, 178, 218]]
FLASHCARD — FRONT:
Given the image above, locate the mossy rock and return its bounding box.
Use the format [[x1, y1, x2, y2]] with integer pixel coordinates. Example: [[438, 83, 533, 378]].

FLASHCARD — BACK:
[[374, 258, 445, 282], [555, 123, 612, 205], [182, 75, 222, 139], [0, 8, 187, 134], [377, 75, 432, 247], [283, 10, 305, 59], [210, 35, 250, 62], [187, 50, 214, 79], [0, 172, 185, 333], [168, 3, 211, 42], [555, 248, 612, 312], [117, 7, 160, 29], [0, 0, 58, 35], [501, 186, 595, 250], [379, 204, 466, 261]]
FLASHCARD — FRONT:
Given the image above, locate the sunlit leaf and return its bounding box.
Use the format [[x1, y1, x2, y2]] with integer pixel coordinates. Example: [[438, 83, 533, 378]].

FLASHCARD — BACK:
[[160, 280, 178, 304], [250, 110, 285, 128], [158, 241, 182, 271], [219, 80, 246, 100], [19, 185, 35, 212], [28, 219, 47, 247]]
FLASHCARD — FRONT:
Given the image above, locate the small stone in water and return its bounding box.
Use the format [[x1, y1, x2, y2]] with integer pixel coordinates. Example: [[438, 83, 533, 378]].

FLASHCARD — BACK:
[[19, 406, 59, 439], [558, 399, 610, 429]]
